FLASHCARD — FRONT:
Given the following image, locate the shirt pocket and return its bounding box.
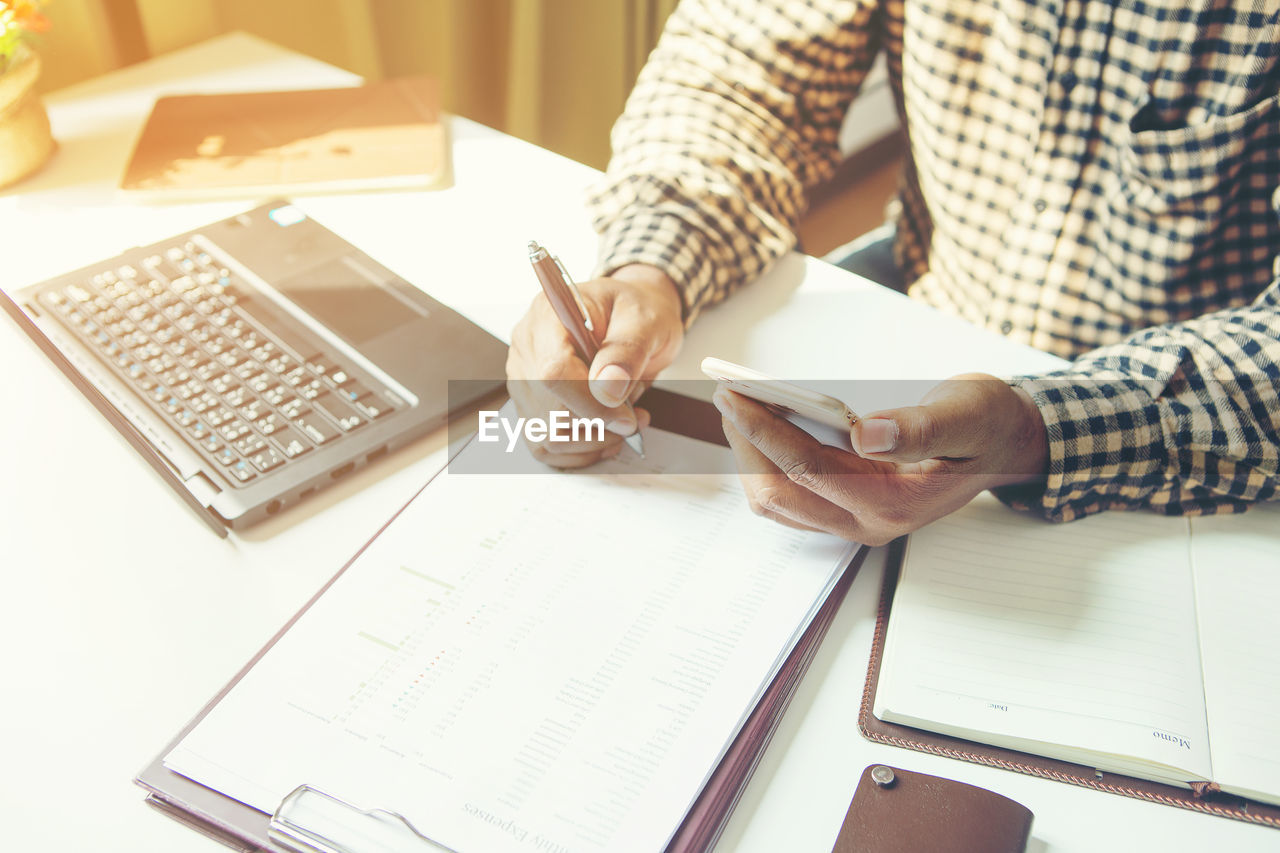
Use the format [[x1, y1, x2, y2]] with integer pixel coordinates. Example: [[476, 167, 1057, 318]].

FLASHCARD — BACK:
[[1112, 92, 1279, 217], [1089, 92, 1279, 329]]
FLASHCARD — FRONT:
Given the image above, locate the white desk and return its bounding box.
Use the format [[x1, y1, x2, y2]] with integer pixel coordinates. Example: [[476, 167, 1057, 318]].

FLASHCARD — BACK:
[[1, 33, 1273, 853]]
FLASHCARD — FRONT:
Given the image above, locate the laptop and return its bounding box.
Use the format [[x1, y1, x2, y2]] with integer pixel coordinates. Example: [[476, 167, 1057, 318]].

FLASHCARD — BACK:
[[2, 201, 507, 535]]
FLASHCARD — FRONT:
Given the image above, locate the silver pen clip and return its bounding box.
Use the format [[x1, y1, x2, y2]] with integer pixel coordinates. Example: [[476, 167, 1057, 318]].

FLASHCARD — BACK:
[[552, 255, 594, 334]]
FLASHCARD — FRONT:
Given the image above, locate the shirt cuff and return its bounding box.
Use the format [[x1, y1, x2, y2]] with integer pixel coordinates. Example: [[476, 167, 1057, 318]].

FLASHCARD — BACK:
[[592, 210, 717, 328], [993, 376, 1169, 522]]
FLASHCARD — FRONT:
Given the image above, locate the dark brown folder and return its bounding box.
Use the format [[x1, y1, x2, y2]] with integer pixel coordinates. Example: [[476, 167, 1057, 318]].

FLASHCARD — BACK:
[[858, 538, 1280, 830]]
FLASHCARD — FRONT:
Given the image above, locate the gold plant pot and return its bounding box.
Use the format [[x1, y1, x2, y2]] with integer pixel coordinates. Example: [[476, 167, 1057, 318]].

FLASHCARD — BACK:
[[0, 47, 56, 189]]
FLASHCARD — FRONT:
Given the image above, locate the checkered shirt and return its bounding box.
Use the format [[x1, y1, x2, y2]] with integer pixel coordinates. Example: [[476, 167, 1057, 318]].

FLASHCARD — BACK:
[[586, 0, 1280, 522]]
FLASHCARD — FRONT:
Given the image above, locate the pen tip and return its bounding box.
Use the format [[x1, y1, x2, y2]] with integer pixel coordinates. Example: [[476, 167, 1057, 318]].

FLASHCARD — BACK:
[[624, 433, 645, 458]]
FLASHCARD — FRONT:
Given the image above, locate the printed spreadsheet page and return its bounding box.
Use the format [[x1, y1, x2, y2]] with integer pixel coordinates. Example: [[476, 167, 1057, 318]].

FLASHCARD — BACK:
[[164, 422, 857, 853]]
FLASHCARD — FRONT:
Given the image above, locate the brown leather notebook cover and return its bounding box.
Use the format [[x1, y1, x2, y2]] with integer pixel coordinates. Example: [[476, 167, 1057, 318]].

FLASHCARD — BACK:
[[858, 538, 1280, 830], [121, 77, 448, 198], [831, 764, 1033, 853]]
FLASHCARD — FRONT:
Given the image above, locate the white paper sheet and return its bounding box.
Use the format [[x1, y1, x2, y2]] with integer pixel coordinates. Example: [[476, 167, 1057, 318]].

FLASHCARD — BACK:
[[166, 424, 855, 853], [1190, 502, 1280, 806], [875, 495, 1212, 782]]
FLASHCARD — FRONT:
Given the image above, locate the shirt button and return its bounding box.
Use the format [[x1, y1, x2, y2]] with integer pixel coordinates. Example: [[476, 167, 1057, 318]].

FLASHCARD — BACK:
[[1000, 320, 1014, 334], [1033, 199, 1048, 213]]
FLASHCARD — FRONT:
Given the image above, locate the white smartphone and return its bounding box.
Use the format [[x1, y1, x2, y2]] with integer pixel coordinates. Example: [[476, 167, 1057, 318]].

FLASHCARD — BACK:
[[701, 356, 859, 445]]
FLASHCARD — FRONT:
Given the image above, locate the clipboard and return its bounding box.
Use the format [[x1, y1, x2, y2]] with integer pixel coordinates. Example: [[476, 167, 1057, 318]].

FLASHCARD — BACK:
[[135, 387, 868, 853], [857, 538, 1280, 830]]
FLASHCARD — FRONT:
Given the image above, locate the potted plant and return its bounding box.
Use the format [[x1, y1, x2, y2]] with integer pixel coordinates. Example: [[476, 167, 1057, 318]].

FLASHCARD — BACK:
[[0, 0, 54, 187]]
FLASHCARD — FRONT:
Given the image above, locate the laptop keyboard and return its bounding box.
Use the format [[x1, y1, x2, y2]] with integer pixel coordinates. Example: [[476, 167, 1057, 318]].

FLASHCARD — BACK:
[[37, 240, 398, 487]]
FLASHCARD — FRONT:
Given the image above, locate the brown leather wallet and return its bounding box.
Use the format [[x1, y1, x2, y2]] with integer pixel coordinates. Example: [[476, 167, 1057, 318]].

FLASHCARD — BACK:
[[831, 765, 1033, 853]]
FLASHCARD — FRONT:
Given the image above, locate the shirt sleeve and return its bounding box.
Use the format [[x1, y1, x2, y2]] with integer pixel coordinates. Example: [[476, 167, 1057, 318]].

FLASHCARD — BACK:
[[586, 0, 883, 325], [1001, 229, 1280, 522]]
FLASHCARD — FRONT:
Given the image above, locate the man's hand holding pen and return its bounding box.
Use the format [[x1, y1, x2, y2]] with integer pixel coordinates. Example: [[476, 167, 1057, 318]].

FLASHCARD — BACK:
[[507, 251, 1050, 545], [507, 260, 684, 467]]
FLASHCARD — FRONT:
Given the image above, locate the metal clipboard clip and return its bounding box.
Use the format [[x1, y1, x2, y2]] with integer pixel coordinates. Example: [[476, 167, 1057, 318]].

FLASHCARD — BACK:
[[269, 786, 456, 853]]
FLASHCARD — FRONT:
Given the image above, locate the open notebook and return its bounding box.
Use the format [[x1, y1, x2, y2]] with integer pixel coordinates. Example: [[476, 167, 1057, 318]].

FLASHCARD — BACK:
[[870, 495, 1280, 818]]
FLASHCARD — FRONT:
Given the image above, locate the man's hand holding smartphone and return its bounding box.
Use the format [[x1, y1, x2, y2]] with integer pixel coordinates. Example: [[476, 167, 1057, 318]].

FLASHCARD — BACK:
[[702, 358, 1049, 545]]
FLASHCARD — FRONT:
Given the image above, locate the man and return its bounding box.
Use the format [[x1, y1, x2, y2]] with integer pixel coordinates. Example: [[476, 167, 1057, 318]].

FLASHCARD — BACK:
[[507, 0, 1280, 545]]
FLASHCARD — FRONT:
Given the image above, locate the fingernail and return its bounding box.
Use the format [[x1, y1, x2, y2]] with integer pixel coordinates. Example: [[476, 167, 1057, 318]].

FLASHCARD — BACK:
[[606, 416, 636, 436], [591, 364, 631, 406], [861, 418, 898, 453]]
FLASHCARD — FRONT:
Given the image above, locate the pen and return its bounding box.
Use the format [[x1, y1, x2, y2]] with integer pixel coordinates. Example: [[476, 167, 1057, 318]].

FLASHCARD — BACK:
[[527, 241, 645, 457]]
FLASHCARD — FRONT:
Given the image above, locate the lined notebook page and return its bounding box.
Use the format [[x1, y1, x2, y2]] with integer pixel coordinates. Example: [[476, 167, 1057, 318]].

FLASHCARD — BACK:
[[165, 425, 854, 853], [875, 495, 1212, 781], [1190, 502, 1280, 807]]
